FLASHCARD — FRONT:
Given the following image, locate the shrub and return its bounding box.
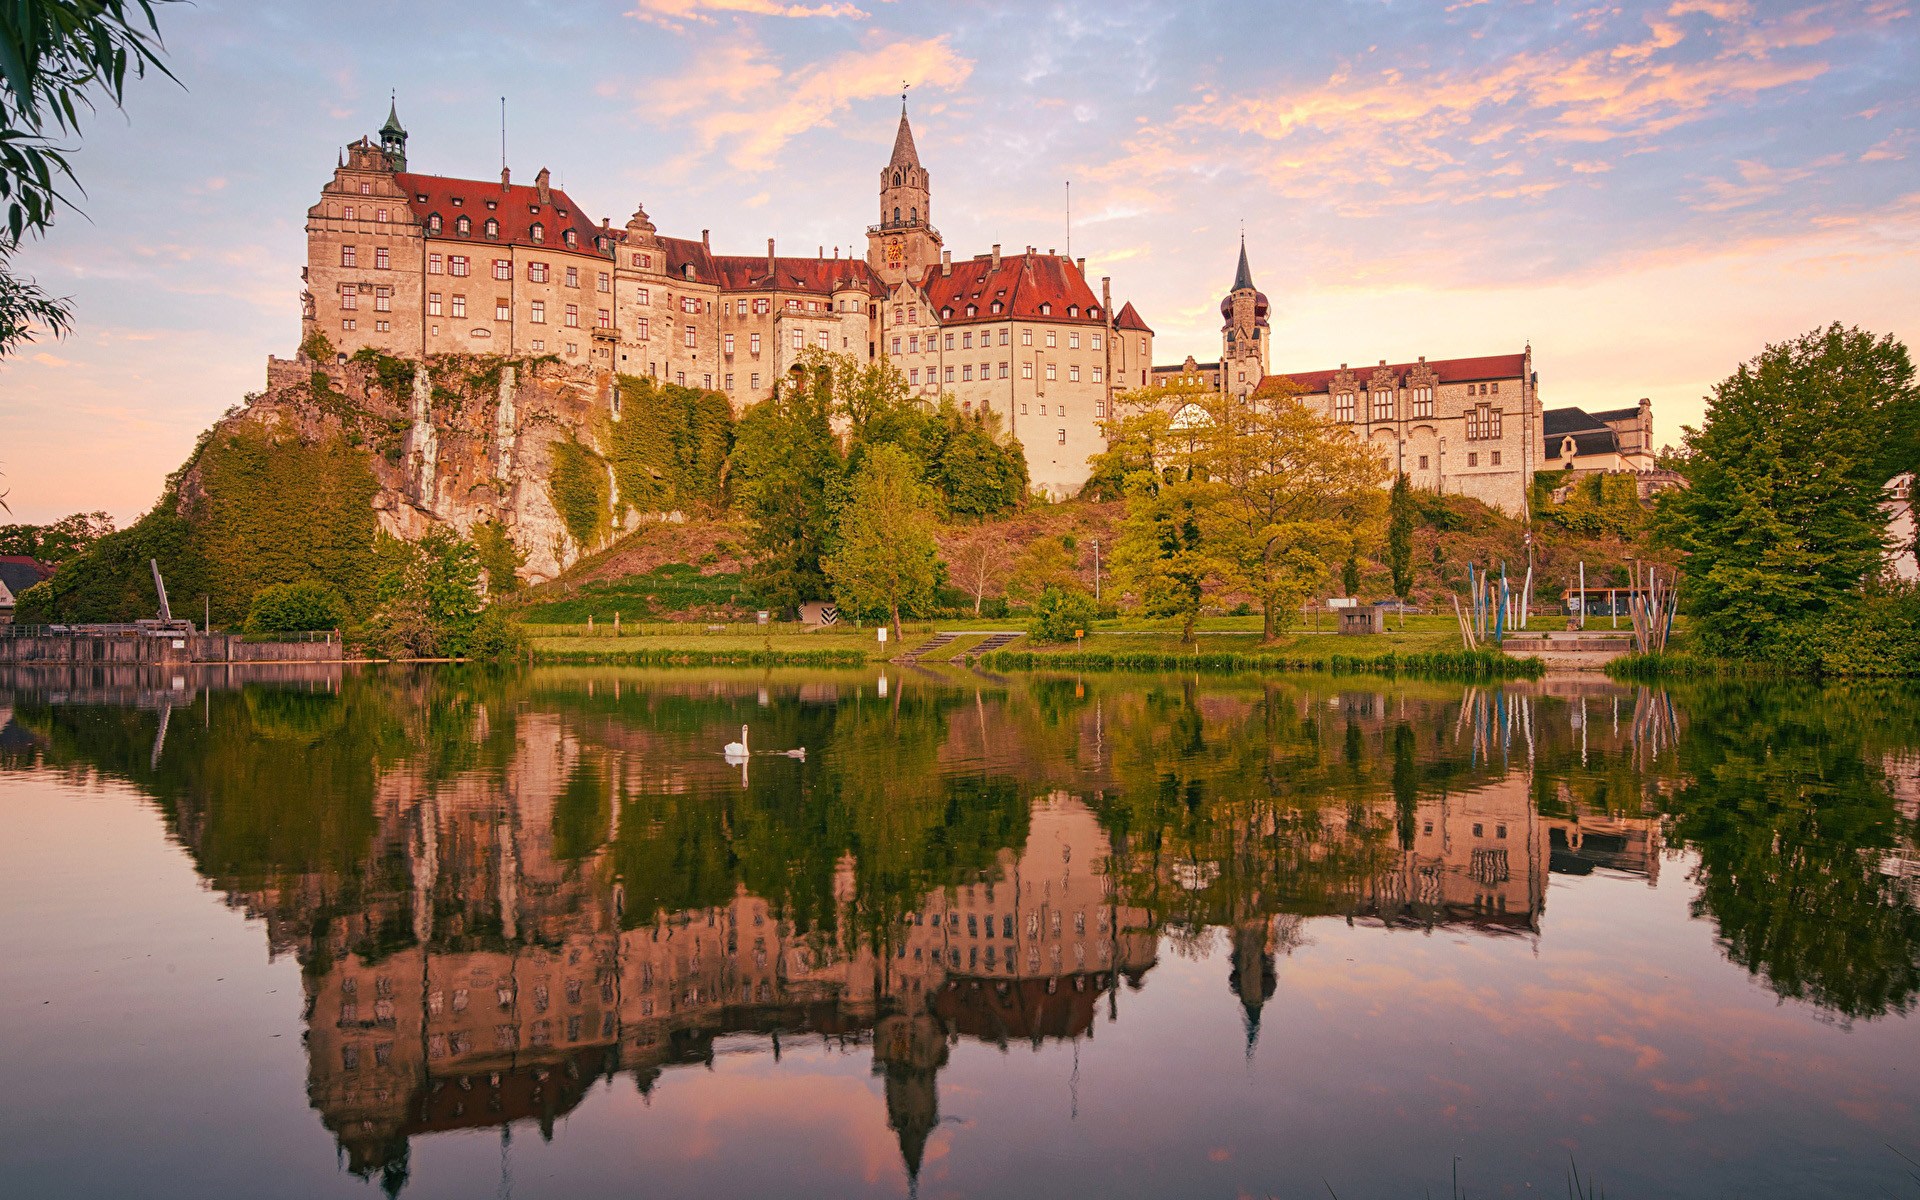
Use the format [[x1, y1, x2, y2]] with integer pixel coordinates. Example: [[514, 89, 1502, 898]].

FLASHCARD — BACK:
[[244, 580, 348, 635], [1029, 585, 1097, 644]]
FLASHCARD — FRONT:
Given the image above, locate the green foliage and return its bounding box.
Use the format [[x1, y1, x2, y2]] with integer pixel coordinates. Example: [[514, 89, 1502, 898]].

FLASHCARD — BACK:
[[193, 426, 381, 624], [1341, 543, 1362, 596], [1005, 537, 1080, 603], [243, 580, 347, 635], [298, 328, 334, 361], [0, 509, 112, 560], [13, 497, 204, 623], [933, 414, 1028, 516], [0, 256, 70, 355], [983, 647, 1542, 678], [1387, 475, 1415, 601], [1115, 473, 1214, 643], [604, 374, 734, 513], [470, 520, 524, 595], [824, 443, 941, 635], [1658, 323, 1919, 658], [1537, 471, 1645, 537], [361, 530, 520, 660], [1028, 584, 1096, 644], [518, 564, 744, 623], [350, 346, 416, 398], [732, 362, 844, 612], [547, 437, 611, 551]]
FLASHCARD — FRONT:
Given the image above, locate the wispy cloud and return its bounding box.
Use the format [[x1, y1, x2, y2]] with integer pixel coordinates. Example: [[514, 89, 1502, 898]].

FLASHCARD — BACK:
[[627, 0, 870, 33]]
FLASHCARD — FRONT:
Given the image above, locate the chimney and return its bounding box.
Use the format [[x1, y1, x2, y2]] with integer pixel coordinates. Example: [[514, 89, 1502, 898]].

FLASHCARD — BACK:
[[991, 243, 1001, 268], [833, 246, 840, 259], [1076, 257, 1085, 276], [1047, 247, 1055, 256], [941, 250, 951, 276], [1418, 355, 1426, 363], [501, 165, 510, 188], [818, 245, 824, 258], [701, 229, 710, 252], [535, 167, 551, 205], [767, 238, 775, 275]]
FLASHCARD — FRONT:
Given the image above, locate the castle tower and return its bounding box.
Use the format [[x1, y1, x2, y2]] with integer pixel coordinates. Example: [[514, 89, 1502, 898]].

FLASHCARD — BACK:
[[378, 97, 407, 172], [867, 101, 943, 287], [1219, 237, 1269, 399]]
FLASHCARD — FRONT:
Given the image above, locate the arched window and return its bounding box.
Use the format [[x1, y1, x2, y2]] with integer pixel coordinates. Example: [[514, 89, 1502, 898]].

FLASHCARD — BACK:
[[910, 207, 917, 222], [893, 207, 900, 222], [893, 171, 901, 187], [455, 215, 471, 235], [483, 218, 499, 239], [427, 213, 442, 234], [530, 222, 544, 244]]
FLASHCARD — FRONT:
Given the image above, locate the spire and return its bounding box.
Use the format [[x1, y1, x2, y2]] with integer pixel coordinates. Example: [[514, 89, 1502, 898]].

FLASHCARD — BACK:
[[380, 94, 405, 138], [378, 93, 407, 171], [889, 104, 921, 170], [1232, 235, 1255, 293]]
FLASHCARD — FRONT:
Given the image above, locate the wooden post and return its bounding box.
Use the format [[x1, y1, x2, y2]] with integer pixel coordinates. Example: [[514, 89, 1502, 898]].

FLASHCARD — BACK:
[[1578, 562, 1586, 630], [615, 610, 621, 637]]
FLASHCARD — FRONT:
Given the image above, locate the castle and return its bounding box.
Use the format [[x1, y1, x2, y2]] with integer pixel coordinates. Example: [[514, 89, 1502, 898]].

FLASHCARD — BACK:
[[303, 102, 1155, 498], [1154, 239, 1664, 520]]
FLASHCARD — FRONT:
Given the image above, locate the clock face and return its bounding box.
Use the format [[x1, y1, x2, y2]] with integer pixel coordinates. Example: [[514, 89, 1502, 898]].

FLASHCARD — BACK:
[[886, 239, 904, 267]]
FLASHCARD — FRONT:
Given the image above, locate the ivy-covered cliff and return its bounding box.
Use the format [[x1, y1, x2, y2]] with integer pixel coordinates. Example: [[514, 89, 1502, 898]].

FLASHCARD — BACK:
[[18, 350, 734, 625]]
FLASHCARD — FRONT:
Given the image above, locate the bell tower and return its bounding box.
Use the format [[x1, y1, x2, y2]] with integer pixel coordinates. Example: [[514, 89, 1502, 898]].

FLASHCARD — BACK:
[[378, 96, 407, 172], [1219, 236, 1269, 399], [867, 100, 943, 287]]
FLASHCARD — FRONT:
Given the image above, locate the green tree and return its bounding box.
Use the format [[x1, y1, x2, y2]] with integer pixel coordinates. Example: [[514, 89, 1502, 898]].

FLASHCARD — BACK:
[[362, 530, 497, 659], [733, 361, 844, 614], [2, 0, 180, 356], [243, 580, 347, 635], [1341, 543, 1362, 598], [0, 509, 112, 560], [1657, 324, 1919, 656], [823, 443, 940, 641], [1106, 381, 1225, 643], [1028, 584, 1096, 644], [1005, 536, 1080, 605], [1387, 474, 1415, 607]]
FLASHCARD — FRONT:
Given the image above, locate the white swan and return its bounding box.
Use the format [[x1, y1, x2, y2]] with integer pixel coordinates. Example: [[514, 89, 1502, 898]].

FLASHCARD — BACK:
[[723, 725, 749, 761]]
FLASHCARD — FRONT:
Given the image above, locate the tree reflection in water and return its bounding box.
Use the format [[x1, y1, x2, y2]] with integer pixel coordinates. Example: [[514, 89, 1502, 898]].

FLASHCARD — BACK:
[[2, 663, 1916, 1193]]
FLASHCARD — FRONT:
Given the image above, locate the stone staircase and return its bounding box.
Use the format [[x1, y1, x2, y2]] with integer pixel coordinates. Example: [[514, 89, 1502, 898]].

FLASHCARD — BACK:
[[896, 632, 959, 663], [1501, 630, 1634, 669], [956, 632, 1022, 660]]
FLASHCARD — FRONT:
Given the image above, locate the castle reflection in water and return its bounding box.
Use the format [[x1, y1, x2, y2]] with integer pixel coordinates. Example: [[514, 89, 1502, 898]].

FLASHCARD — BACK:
[[1, 666, 1680, 1193]]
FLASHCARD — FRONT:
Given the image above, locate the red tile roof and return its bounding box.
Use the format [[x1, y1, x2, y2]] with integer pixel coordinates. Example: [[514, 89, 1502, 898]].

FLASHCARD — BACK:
[[1269, 352, 1526, 394], [395, 172, 607, 256], [1114, 300, 1153, 333], [626, 233, 883, 294], [922, 251, 1106, 325]]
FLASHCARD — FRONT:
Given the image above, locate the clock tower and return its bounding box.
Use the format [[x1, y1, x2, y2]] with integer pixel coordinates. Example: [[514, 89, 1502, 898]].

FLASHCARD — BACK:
[[867, 101, 943, 287]]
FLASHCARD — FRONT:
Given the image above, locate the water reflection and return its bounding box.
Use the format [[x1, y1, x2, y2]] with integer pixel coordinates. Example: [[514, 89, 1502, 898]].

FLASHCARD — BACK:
[[2, 663, 1917, 1197]]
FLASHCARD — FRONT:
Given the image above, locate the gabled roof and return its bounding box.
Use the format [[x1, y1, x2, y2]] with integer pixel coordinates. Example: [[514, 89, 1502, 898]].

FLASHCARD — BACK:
[[0, 556, 53, 601], [1114, 300, 1153, 333], [1552, 428, 1621, 458], [629, 235, 882, 294], [395, 172, 606, 256], [1270, 352, 1526, 395], [1543, 406, 1609, 438], [922, 250, 1105, 325], [1588, 406, 1644, 423]]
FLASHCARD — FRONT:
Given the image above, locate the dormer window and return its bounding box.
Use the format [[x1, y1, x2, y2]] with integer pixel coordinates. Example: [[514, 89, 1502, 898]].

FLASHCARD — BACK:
[[683, 264, 694, 279], [1088, 306, 1099, 319], [991, 301, 1003, 314], [557, 208, 568, 217], [564, 230, 578, 249], [483, 218, 499, 239], [415, 193, 428, 203], [942, 307, 953, 319], [450, 197, 463, 206], [485, 199, 498, 210], [428, 213, 442, 234], [1039, 302, 1051, 315], [530, 222, 544, 244], [1067, 305, 1078, 317], [966, 304, 977, 316], [529, 205, 541, 214], [455, 215, 471, 235]]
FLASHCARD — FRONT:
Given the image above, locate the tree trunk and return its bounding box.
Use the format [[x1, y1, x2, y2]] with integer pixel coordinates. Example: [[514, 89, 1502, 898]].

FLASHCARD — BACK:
[[890, 601, 902, 646], [1261, 591, 1277, 644], [1182, 610, 1197, 645]]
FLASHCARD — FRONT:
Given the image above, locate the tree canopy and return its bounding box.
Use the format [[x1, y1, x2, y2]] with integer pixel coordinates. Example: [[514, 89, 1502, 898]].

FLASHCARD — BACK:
[[823, 442, 941, 640]]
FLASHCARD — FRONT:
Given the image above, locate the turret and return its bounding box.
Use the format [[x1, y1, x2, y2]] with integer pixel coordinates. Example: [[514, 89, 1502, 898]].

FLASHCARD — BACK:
[[1219, 236, 1270, 398], [378, 96, 407, 171], [868, 100, 943, 286]]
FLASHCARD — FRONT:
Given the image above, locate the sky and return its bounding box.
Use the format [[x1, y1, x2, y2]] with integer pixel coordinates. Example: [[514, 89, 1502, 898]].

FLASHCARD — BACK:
[[2, 0, 1916, 526]]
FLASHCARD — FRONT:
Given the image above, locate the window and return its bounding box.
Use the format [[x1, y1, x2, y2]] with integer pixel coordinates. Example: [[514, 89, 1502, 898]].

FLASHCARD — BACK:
[[683, 323, 695, 346], [703, 373, 712, 388], [565, 266, 578, 288], [340, 245, 357, 267], [428, 293, 442, 316], [909, 335, 919, 353], [991, 301, 1003, 314], [373, 287, 391, 312], [944, 366, 955, 383], [531, 300, 545, 323], [1373, 390, 1393, 421], [1058, 429, 1067, 444], [750, 373, 760, 390], [428, 253, 444, 275], [1092, 366, 1103, 383], [943, 333, 954, 351], [1139, 337, 1148, 354], [632, 252, 649, 268], [598, 272, 611, 292], [531, 339, 544, 351], [339, 287, 357, 310], [1059, 406, 1067, 418], [374, 320, 390, 332], [1490, 381, 1500, 394], [1045, 330, 1057, 348], [340, 318, 355, 330], [530, 222, 544, 244], [891, 337, 901, 354], [1092, 333, 1102, 351], [635, 317, 648, 339], [359, 181, 371, 195], [483, 218, 499, 239], [961, 331, 972, 349], [568, 342, 579, 356], [1039, 303, 1051, 315], [495, 299, 510, 321], [1412, 386, 1433, 418], [449, 255, 469, 276], [908, 305, 917, 323], [724, 333, 735, 355], [749, 332, 760, 354], [343, 205, 355, 221], [373, 246, 390, 270], [754, 298, 769, 315], [818, 330, 831, 350], [1021, 404, 1028, 415], [1069, 364, 1081, 382], [725, 374, 734, 389], [490, 259, 510, 281], [1334, 391, 1355, 422], [677, 371, 686, 385], [451, 295, 466, 318], [1022, 329, 1033, 346], [681, 296, 699, 314], [376, 208, 389, 223], [792, 328, 805, 350], [962, 364, 973, 381], [999, 329, 1010, 345], [1068, 332, 1080, 349], [455, 215, 471, 235], [999, 362, 1009, 378], [528, 262, 549, 283], [910, 368, 920, 385], [599, 309, 612, 329], [980, 361, 989, 378], [1046, 362, 1058, 382], [565, 304, 578, 327], [1418, 454, 1429, 470], [1022, 362, 1034, 380], [1491, 451, 1502, 466]]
